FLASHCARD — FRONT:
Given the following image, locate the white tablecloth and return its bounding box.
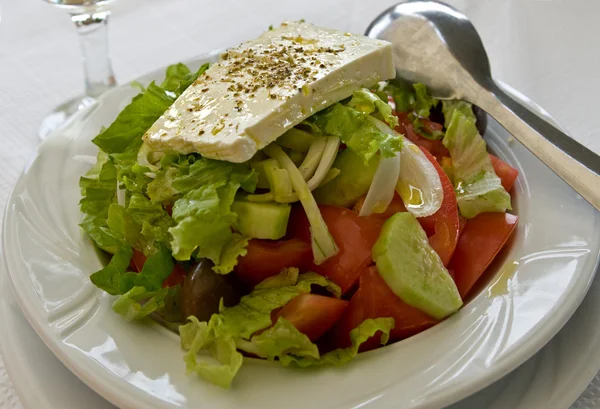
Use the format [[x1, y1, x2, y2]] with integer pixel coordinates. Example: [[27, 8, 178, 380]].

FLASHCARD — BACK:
[[0, 0, 598, 408]]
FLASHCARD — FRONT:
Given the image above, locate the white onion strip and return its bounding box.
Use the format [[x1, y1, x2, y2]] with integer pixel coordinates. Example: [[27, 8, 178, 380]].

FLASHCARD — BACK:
[[366, 116, 443, 218], [397, 138, 443, 218], [359, 152, 401, 216]]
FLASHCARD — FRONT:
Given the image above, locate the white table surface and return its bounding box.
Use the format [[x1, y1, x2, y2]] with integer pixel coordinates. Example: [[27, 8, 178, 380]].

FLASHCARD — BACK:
[[0, 0, 598, 408]]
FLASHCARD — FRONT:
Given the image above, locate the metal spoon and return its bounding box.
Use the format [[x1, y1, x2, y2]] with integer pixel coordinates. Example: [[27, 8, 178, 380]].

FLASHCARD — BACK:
[[366, 1, 600, 211]]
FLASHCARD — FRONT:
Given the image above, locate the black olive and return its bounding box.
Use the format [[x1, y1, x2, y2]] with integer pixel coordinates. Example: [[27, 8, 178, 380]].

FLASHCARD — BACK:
[[181, 259, 245, 321]]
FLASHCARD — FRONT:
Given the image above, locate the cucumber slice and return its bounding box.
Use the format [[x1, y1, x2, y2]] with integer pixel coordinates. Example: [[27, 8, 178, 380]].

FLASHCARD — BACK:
[[372, 212, 463, 320]]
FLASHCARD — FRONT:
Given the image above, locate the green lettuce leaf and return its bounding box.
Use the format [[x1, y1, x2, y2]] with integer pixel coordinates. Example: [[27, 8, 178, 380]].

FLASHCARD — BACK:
[[92, 83, 175, 155], [90, 246, 133, 295], [90, 245, 174, 295], [127, 193, 174, 254], [79, 155, 123, 254], [236, 317, 319, 361], [413, 83, 438, 118], [443, 110, 511, 218], [105, 193, 173, 256], [212, 234, 249, 275], [254, 267, 299, 289], [348, 88, 399, 128], [167, 160, 256, 272], [147, 155, 257, 204], [281, 318, 395, 367], [442, 100, 476, 129], [160, 63, 192, 92], [180, 317, 243, 389], [308, 103, 402, 162], [112, 286, 177, 321]]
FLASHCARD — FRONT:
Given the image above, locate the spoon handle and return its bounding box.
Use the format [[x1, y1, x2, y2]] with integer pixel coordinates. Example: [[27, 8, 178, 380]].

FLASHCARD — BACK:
[[475, 82, 600, 211]]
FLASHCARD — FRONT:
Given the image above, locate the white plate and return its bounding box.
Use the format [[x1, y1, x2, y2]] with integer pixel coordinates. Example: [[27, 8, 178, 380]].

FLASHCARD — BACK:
[[3, 54, 600, 409]]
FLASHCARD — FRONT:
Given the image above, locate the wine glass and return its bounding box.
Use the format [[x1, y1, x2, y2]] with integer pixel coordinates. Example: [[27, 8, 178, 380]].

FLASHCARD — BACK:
[[39, 0, 117, 139]]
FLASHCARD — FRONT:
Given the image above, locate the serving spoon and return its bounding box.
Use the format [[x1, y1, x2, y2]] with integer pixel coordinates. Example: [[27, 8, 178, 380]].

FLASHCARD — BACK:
[[366, 1, 600, 211]]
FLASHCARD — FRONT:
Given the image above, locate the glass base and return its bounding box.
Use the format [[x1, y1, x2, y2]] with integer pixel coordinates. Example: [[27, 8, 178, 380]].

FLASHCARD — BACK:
[[39, 95, 96, 139]]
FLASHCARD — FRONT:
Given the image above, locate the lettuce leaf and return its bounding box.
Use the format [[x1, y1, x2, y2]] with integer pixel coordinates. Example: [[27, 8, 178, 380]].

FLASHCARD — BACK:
[[348, 88, 399, 128], [308, 103, 402, 163], [236, 317, 319, 361], [90, 246, 133, 295], [442, 100, 476, 129], [79, 154, 123, 254], [167, 158, 257, 272], [180, 317, 243, 389], [90, 245, 174, 295], [92, 83, 175, 155], [443, 110, 511, 218], [112, 286, 177, 321], [413, 83, 438, 118], [147, 155, 257, 204], [280, 318, 394, 367], [211, 234, 249, 275]]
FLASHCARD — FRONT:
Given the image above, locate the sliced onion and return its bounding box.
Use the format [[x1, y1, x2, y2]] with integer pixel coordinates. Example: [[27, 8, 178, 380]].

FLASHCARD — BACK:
[[359, 152, 401, 216], [306, 136, 340, 189], [397, 138, 443, 217], [367, 115, 443, 218], [298, 137, 327, 180]]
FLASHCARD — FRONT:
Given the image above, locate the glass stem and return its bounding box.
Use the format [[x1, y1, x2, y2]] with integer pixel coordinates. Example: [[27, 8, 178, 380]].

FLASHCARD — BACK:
[[71, 10, 116, 98]]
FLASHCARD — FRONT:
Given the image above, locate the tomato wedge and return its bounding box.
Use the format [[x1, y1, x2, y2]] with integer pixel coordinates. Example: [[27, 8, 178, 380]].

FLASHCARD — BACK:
[[489, 154, 519, 192], [129, 249, 147, 272], [273, 294, 348, 342], [449, 212, 519, 298], [234, 238, 312, 287], [288, 205, 384, 294], [416, 147, 460, 266], [327, 266, 438, 351]]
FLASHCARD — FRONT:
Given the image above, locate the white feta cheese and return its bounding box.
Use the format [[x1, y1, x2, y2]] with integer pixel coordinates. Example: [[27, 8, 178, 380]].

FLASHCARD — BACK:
[[143, 21, 395, 163]]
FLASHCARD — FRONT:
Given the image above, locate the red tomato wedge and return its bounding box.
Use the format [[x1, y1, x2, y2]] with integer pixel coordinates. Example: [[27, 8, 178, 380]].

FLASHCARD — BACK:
[[273, 294, 348, 342], [449, 212, 519, 298], [327, 266, 438, 351], [489, 154, 519, 192], [234, 238, 312, 287], [129, 249, 147, 272], [416, 147, 460, 266], [288, 205, 384, 294], [129, 249, 187, 288], [395, 112, 449, 161]]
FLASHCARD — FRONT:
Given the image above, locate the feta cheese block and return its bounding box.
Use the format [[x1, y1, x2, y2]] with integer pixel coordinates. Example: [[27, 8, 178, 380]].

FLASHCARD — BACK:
[[143, 21, 395, 163]]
